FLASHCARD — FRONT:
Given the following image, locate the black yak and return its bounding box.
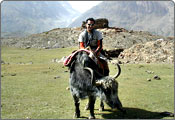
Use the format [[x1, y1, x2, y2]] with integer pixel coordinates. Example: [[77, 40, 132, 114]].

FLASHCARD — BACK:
[[66, 50, 125, 119]]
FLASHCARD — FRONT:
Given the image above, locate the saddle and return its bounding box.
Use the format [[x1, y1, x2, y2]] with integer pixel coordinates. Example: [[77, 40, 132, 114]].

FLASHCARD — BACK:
[[63, 49, 108, 76], [63, 49, 91, 66]]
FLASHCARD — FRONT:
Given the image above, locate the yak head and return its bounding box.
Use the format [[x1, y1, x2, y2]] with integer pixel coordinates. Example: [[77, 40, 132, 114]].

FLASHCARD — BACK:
[[95, 63, 122, 109], [96, 77, 122, 109]]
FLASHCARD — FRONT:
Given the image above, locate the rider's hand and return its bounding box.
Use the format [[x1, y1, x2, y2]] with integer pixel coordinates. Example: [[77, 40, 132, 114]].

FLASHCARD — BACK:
[[91, 51, 96, 56]]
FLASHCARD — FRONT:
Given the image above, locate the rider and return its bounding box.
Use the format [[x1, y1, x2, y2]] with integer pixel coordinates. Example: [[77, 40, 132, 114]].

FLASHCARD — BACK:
[[78, 18, 109, 76]]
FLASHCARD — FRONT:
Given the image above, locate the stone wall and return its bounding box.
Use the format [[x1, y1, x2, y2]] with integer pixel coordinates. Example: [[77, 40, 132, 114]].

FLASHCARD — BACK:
[[81, 18, 109, 29]]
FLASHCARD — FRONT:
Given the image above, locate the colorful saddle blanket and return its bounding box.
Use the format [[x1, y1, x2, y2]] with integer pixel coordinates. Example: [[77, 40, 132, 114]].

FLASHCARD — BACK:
[[63, 49, 91, 66]]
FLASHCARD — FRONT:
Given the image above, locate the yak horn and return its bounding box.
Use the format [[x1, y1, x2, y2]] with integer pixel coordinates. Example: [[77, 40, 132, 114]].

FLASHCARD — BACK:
[[112, 63, 121, 79], [84, 67, 94, 85]]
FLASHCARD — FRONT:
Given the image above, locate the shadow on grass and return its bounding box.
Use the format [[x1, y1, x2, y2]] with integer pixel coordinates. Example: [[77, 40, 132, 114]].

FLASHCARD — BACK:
[[79, 116, 88, 119], [100, 107, 174, 119]]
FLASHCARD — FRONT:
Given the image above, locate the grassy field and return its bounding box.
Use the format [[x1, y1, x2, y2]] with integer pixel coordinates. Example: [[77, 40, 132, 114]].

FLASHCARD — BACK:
[[1, 46, 174, 119]]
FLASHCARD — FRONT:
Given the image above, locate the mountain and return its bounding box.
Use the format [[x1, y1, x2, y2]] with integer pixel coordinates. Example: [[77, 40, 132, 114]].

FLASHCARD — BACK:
[[1, 1, 80, 37], [68, 1, 174, 37]]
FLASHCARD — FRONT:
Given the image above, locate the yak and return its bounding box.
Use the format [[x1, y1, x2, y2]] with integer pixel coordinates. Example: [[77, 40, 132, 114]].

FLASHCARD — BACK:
[[67, 50, 125, 119]]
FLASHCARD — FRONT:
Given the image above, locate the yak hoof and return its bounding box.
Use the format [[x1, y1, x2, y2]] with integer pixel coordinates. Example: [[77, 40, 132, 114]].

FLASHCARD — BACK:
[[73, 112, 80, 118], [121, 109, 127, 114], [99, 107, 104, 111], [88, 115, 95, 119], [84, 105, 90, 110]]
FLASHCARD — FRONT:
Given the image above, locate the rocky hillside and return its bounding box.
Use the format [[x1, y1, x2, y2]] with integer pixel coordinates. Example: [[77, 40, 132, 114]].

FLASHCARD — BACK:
[[2, 27, 172, 49], [2, 26, 174, 63], [118, 39, 174, 64], [69, 1, 174, 37]]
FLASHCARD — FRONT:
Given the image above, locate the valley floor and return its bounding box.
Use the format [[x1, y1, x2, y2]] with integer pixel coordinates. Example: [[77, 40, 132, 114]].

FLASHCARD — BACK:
[[1, 46, 174, 119]]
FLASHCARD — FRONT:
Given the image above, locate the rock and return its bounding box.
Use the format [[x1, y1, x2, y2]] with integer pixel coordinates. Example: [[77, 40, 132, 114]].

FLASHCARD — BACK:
[[28, 61, 33, 64], [52, 43, 60, 48], [118, 60, 122, 64], [18, 62, 25, 65], [147, 78, 151, 81], [66, 87, 70, 90], [57, 56, 67, 63], [11, 73, 16, 76], [24, 46, 31, 49], [145, 70, 154, 74], [154, 75, 161, 80], [51, 58, 59, 63], [43, 47, 51, 49], [1, 60, 5, 64], [104, 48, 124, 58], [54, 76, 60, 79]]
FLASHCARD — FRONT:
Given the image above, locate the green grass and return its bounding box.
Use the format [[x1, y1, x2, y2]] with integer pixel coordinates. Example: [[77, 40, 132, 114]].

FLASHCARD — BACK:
[[1, 46, 174, 119]]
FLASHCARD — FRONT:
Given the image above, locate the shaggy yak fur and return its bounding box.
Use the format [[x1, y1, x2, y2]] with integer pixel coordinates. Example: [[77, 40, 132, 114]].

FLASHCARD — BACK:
[[68, 50, 125, 119]]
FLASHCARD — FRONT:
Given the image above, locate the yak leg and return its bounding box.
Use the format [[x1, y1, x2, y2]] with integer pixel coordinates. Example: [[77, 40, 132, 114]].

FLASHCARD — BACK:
[[84, 101, 90, 110], [99, 100, 104, 111], [85, 100, 104, 111], [116, 97, 126, 114], [88, 96, 96, 119], [73, 95, 80, 118]]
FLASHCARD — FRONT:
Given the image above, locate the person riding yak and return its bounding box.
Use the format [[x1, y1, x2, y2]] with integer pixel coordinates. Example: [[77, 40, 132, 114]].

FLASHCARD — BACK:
[[78, 18, 109, 76]]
